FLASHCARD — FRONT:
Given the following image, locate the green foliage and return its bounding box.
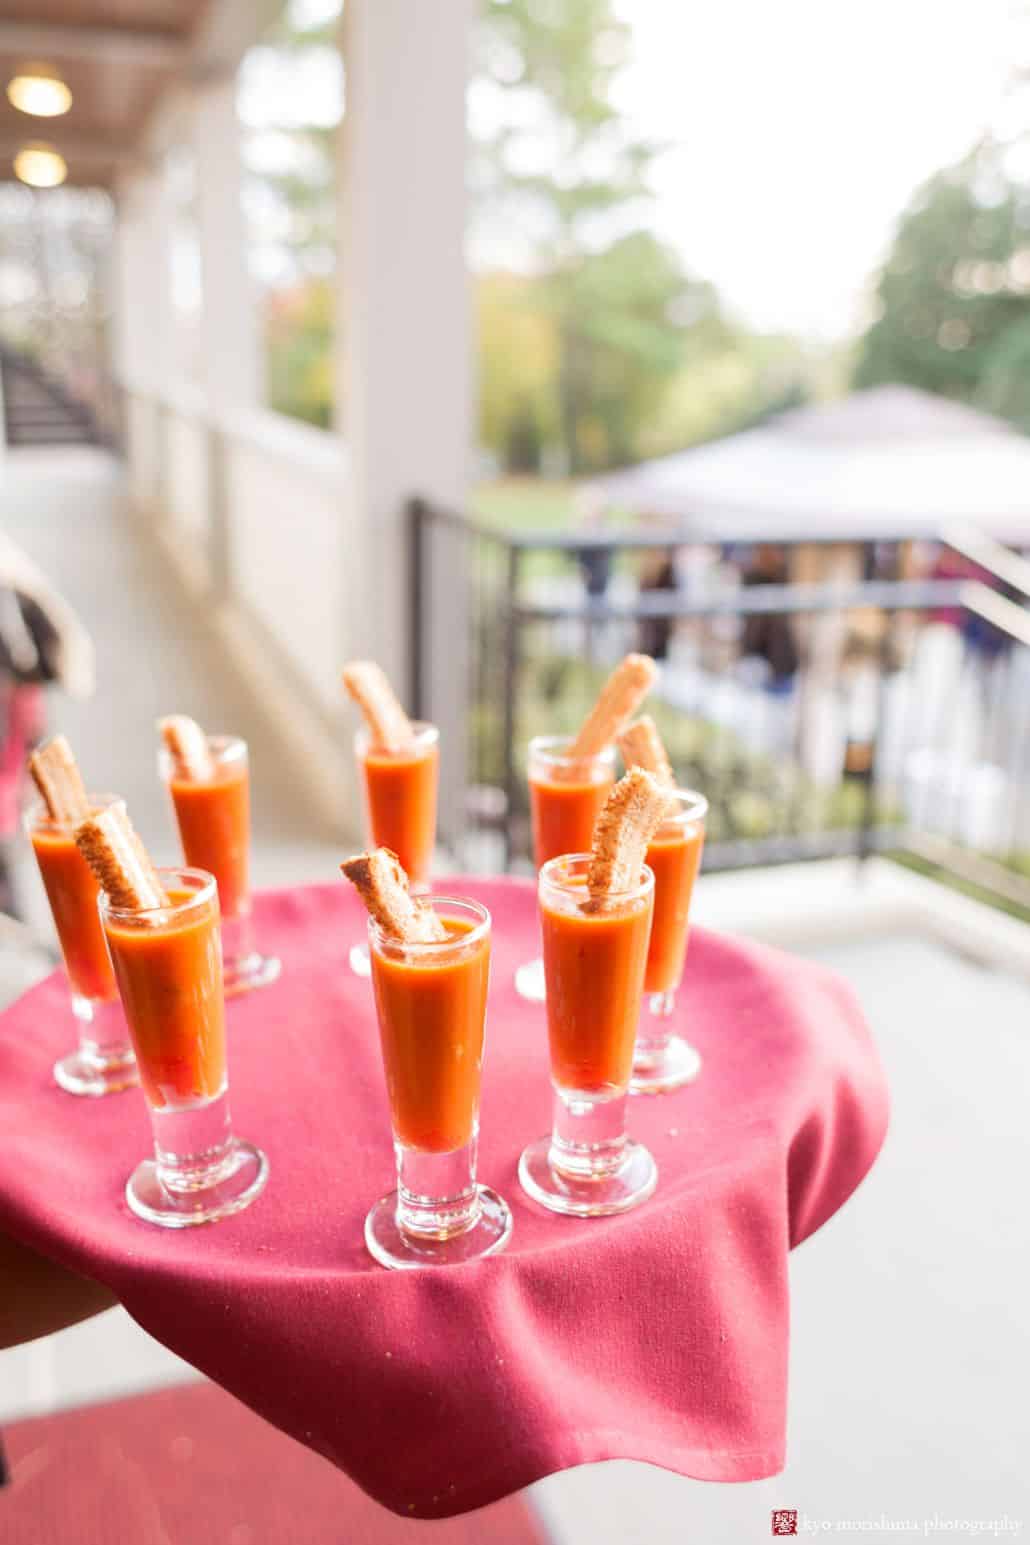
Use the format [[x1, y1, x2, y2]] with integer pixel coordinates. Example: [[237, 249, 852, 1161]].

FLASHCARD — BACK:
[[475, 0, 754, 473], [265, 279, 334, 428], [477, 0, 648, 243], [547, 232, 724, 471], [854, 148, 1030, 413], [979, 312, 1030, 431]]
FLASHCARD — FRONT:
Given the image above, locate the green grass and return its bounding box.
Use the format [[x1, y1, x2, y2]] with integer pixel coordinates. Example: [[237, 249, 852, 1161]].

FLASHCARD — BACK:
[[470, 478, 578, 534], [471, 477, 647, 585]]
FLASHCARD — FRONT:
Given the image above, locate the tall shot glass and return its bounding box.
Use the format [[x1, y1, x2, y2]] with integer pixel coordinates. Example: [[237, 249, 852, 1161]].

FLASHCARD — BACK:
[[100, 868, 268, 1227], [632, 789, 707, 1093], [159, 734, 280, 996], [514, 736, 616, 1003], [518, 854, 657, 1216], [25, 795, 138, 1096], [363, 896, 512, 1269], [349, 721, 439, 978]]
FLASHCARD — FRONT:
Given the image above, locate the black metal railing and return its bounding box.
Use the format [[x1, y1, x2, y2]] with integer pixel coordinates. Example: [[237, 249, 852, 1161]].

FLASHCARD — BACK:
[[410, 498, 1030, 915]]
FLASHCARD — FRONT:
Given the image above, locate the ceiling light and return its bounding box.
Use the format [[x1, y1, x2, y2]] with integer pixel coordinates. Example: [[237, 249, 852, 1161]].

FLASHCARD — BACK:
[[7, 71, 72, 118], [14, 143, 67, 189]]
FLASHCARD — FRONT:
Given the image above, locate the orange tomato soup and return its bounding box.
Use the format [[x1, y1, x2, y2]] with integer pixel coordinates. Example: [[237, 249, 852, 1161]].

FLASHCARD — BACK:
[[370, 917, 489, 1153], [169, 763, 250, 921], [103, 888, 226, 1109], [529, 767, 615, 870], [541, 888, 653, 1095], [643, 820, 704, 995], [31, 826, 118, 1002], [360, 744, 439, 888]]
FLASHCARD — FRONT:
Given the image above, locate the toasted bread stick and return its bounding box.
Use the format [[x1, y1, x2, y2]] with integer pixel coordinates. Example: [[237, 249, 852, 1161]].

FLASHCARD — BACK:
[[341, 662, 413, 754], [586, 767, 670, 907], [569, 654, 656, 761], [159, 715, 215, 782], [341, 847, 446, 944], [28, 735, 90, 825], [617, 715, 674, 788], [75, 802, 168, 912]]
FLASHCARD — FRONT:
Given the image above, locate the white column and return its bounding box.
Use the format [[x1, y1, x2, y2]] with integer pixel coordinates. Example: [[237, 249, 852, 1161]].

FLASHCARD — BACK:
[[192, 76, 258, 599], [192, 77, 258, 414], [113, 167, 174, 510], [113, 169, 171, 397], [339, 0, 474, 842]]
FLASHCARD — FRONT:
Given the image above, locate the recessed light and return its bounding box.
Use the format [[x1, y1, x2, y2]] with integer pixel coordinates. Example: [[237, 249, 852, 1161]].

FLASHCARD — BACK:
[[8, 72, 72, 118], [14, 143, 67, 189]]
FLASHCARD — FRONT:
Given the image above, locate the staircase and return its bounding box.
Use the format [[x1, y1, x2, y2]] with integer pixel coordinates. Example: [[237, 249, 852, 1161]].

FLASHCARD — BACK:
[[0, 349, 104, 448]]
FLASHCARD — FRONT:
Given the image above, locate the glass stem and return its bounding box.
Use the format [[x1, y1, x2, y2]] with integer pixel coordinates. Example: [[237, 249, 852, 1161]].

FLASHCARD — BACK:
[[635, 990, 678, 1062], [549, 1086, 629, 1180], [220, 907, 254, 967], [395, 1130, 480, 1239], [148, 1087, 235, 1195], [71, 993, 135, 1069]]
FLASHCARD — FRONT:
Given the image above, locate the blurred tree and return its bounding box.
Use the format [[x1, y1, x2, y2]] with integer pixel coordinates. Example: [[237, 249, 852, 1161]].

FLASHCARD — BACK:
[[854, 146, 1030, 410], [548, 233, 728, 470], [477, 273, 560, 471], [980, 311, 1030, 430], [475, 0, 741, 472], [475, 0, 654, 247]]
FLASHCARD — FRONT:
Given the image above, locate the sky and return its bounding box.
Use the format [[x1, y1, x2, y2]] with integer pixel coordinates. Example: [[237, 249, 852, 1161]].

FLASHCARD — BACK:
[[610, 0, 1018, 337], [240, 0, 1022, 342]]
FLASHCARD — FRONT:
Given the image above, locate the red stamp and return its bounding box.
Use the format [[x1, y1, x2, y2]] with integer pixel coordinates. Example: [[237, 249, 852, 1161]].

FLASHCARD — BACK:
[[771, 1512, 798, 1537]]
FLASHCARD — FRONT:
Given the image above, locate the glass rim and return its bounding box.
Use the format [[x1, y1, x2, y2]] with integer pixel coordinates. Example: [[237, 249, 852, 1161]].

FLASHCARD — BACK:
[[539, 851, 655, 903], [355, 721, 438, 755], [368, 893, 490, 955], [661, 788, 709, 826], [99, 865, 217, 923], [24, 792, 122, 835], [158, 732, 247, 776], [528, 734, 617, 769]]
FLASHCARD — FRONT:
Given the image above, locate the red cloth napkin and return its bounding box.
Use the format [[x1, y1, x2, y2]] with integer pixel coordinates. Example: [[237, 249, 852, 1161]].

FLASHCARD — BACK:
[[0, 879, 887, 1519]]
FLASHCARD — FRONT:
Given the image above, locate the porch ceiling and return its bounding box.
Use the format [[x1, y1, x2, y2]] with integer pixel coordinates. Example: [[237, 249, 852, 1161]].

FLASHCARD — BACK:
[[0, 1, 210, 186]]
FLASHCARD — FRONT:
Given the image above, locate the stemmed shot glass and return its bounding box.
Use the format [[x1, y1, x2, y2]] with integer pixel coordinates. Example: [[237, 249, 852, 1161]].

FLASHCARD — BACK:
[[631, 789, 707, 1093], [159, 734, 280, 996], [25, 795, 138, 1096], [363, 895, 512, 1268], [349, 721, 439, 978], [518, 854, 658, 1216], [100, 867, 268, 1227], [514, 736, 615, 1003]]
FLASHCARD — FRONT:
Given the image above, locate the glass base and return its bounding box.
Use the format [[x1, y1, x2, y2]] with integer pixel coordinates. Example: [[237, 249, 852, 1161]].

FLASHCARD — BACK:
[[223, 952, 281, 998], [54, 1046, 138, 1097], [349, 941, 371, 978], [631, 1034, 702, 1094], [518, 1133, 657, 1217], [364, 1185, 512, 1269], [514, 956, 546, 1003], [125, 1138, 269, 1228]]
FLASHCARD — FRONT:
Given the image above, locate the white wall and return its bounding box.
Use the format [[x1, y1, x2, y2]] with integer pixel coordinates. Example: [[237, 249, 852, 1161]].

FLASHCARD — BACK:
[[225, 415, 349, 719], [125, 395, 161, 510], [164, 408, 211, 564]]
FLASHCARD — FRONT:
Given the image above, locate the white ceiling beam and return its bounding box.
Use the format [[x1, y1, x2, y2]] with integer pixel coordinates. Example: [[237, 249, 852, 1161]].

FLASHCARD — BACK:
[[0, 22, 185, 71]]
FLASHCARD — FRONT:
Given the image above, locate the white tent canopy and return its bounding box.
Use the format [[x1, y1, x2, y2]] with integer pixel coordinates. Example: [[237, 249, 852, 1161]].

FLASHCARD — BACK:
[[591, 386, 1030, 544]]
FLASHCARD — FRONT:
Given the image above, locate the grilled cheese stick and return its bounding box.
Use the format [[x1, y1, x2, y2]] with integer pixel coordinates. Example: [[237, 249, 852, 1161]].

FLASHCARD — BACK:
[[341, 847, 445, 943]]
